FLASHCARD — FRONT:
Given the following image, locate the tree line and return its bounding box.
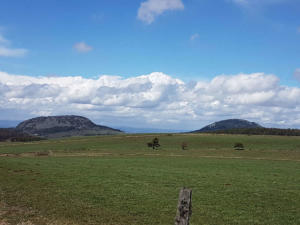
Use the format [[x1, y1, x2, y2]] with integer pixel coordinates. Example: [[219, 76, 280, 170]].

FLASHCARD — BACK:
[[203, 127, 300, 136], [0, 128, 44, 142]]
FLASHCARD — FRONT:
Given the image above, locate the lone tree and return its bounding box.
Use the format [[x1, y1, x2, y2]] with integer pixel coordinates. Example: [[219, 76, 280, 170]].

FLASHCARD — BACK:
[[152, 137, 160, 149], [147, 137, 160, 150]]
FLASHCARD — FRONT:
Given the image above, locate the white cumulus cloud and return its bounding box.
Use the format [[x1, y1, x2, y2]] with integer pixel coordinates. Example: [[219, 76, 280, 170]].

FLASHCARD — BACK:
[[73, 42, 93, 53], [137, 0, 184, 24], [1, 71, 300, 129]]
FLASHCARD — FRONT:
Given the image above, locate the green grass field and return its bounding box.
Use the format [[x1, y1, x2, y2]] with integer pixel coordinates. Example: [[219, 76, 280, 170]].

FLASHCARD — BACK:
[[0, 134, 300, 225]]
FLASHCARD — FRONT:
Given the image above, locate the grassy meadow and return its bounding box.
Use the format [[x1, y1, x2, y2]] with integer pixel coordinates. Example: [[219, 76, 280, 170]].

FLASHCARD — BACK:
[[0, 133, 300, 225]]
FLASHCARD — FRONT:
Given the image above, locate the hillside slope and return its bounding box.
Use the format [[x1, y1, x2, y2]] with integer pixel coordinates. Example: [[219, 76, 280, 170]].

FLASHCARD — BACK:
[[16, 115, 123, 138], [192, 119, 262, 133]]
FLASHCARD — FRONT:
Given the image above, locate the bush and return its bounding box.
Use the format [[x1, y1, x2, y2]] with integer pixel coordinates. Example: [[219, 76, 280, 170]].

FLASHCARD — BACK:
[[147, 142, 153, 148], [147, 137, 160, 150], [234, 142, 244, 150], [11, 136, 44, 142], [0, 128, 43, 142], [181, 142, 188, 150]]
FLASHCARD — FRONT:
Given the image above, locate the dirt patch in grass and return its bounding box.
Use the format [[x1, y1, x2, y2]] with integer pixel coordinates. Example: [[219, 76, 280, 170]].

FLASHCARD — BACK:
[[0, 200, 78, 225], [0, 151, 53, 158], [0, 200, 35, 225]]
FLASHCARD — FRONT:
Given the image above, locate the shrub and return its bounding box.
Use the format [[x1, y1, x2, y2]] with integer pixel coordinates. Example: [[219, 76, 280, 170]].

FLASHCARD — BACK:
[[234, 142, 244, 150], [147, 142, 153, 148], [147, 137, 160, 150], [181, 142, 188, 150]]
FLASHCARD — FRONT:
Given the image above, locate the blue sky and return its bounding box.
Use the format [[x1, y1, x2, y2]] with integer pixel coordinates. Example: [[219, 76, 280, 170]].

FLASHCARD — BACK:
[[0, 0, 300, 129], [1, 0, 299, 82]]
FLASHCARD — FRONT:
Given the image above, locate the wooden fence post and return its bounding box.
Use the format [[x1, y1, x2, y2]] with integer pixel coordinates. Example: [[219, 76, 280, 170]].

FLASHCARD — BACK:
[[174, 187, 192, 225]]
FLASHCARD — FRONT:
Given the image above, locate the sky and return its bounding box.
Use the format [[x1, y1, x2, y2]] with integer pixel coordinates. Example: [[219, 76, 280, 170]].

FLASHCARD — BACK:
[[0, 0, 300, 130]]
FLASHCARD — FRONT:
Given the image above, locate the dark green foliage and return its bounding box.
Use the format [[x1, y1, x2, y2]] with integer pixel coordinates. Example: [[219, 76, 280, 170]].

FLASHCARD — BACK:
[[0, 128, 43, 142], [147, 137, 160, 150], [11, 136, 44, 142], [204, 127, 300, 136], [152, 137, 160, 149], [234, 142, 244, 150], [147, 142, 153, 147]]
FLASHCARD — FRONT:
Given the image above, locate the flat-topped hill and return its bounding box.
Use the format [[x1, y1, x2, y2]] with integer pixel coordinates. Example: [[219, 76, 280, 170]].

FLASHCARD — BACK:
[[16, 115, 122, 138]]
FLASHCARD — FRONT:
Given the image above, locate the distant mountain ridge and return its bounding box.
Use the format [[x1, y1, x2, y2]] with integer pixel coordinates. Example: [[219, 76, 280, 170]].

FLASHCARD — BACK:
[[16, 115, 122, 138], [192, 119, 262, 133], [117, 126, 188, 134]]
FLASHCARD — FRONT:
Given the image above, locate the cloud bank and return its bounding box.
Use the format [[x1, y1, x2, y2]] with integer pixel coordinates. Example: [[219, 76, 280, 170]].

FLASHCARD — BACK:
[[1, 71, 300, 129], [138, 0, 184, 24]]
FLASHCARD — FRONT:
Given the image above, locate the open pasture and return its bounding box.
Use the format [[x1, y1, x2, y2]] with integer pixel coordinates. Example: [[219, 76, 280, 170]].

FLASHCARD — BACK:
[[0, 133, 300, 224]]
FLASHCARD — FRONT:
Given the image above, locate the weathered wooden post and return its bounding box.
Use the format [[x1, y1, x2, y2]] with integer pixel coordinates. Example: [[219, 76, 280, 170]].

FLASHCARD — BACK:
[[175, 187, 192, 225]]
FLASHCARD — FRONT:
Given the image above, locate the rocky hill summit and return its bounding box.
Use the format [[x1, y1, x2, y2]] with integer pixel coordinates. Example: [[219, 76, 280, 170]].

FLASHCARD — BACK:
[[192, 119, 262, 133], [16, 115, 122, 138]]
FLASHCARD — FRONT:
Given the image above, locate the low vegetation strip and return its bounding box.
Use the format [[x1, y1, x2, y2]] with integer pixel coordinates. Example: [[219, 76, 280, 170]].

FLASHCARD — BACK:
[[0, 128, 44, 142], [202, 127, 300, 136]]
